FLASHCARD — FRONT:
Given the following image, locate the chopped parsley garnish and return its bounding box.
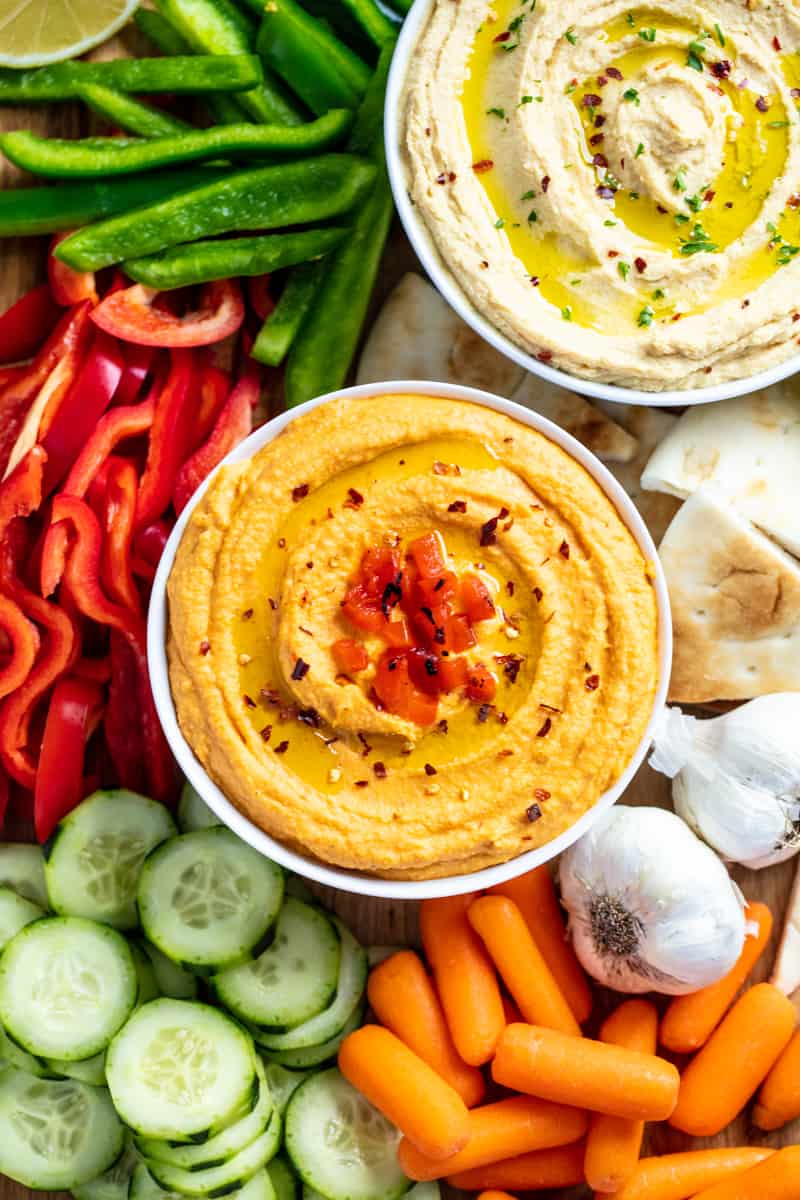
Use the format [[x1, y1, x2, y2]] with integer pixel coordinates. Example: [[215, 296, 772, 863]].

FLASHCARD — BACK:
[[527, 209, 538, 222], [565, 81, 577, 94], [565, 26, 577, 44], [635, 142, 645, 157], [674, 212, 690, 224], [561, 305, 573, 320], [518, 95, 533, 106], [494, 217, 506, 228], [618, 261, 631, 280], [638, 27, 656, 41], [778, 243, 800, 265], [685, 192, 704, 212], [623, 87, 640, 104], [679, 221, 718, 255], [604, 218, 617, 226], [652, 288, 666, 300], [499, 12, 526, 52], [487, 106, 506, 117], [626, 12, 635, 26], [768, 120, 791, 128], [673, 167, 688, 192], [629, 190, 640, 200], [521, 188, 536, 200], [637, 304, 655, 327], [687, 32, 709, 72], [714, 22, 725, 46]]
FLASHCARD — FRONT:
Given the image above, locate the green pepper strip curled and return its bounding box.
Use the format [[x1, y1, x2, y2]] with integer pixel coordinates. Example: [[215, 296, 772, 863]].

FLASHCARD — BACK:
[[251, 260, 325, 367], [75, 84, 191, 138], [155, 0, 303, 126], [284, 40, 396, 406], [0, 56, 263, 102], [257, 0, 371, 115], [123, 227, 348, 289], [0, 168, 227, 239], [1, 110, 353, 179], [55, 154, 377, 271]]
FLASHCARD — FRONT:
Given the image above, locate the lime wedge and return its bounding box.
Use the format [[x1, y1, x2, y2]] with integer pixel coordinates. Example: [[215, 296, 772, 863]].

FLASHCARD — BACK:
[[0, 0, 140, 68]]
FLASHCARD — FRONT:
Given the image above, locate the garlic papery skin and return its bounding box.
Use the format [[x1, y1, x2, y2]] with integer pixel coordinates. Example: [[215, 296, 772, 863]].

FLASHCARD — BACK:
[[651, 694, 800, 870], [558, 806, 746, 996]]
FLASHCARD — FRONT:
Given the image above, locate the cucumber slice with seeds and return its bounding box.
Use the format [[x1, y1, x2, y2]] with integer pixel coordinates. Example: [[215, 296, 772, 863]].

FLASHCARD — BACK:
[[178, 782, 222, 833], [258, 1005, 363, 1071], [0, 917, 137, 1060], [214, 899, 340, 1030], [137, 829, 284, 973], [44, 790, 176, 930], [260, 1063, 310, 1114], [0, 884, 44, 951], [146, 1108, 282, 1197], [285, 1069, 407, 1200], [0, 843, 48, 907], [72, 1135, 140, 1200], [136, 1056, 274, 1170], [140, 941, 198, 1000], [267, 1157, 298, 1200], [46, 1049, 106, 1086], [131, 1164, 275, 1200], [106, 998, 258, 1142], [0, 1068, 125, 1190]]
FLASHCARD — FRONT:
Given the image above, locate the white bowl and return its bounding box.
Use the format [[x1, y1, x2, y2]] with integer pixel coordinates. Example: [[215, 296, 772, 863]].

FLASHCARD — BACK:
[[384, 0, 800, 410], [148, 381, 672, 899]]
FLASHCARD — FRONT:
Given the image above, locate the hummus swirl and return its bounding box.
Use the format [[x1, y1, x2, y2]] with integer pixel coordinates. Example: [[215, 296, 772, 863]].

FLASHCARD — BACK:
[[402, 0, 800, 389], [167, 395, 659, 879]]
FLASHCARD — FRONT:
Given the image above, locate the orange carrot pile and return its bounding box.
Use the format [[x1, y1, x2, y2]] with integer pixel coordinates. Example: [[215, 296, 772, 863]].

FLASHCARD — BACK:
[[603, 1148, 775, 1200], [691, 1146, 800, 1199]]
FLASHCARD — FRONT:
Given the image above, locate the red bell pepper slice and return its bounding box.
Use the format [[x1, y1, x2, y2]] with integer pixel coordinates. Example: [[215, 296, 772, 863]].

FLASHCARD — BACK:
[[114, 344, 157, 406], [104, 630, 148, 796], [34, 675, 103, 843], [99, 458, 140, 614], [136, 350, 195, 529], [0, 768, 8, 834], [0, 284, 61, 365], [91, 280, 245, 347], [247, 275, 274, 322], [465, 662, 497, 702], [0, 450, 45, 703], [48, 233, 99, 308], [173, 367, 255, 515], [72, 655, 112, 684], [191, 361, 231, 450], [331, 638, 369, 674]]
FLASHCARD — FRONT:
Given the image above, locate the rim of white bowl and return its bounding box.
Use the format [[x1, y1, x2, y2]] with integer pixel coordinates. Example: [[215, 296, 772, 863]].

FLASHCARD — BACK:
[[148, 381, 672, 899], [384, 0, 800, 410]]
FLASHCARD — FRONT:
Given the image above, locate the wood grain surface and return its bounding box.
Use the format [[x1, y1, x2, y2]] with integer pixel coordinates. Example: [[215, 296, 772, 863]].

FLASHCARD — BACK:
[[0, 25, 798, 1200]]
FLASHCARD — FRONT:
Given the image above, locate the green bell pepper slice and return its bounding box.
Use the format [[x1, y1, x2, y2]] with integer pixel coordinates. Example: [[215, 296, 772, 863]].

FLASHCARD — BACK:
[[75, 84, 191, 137], [0, 56, 263, 102], [257, 0, 371, 114], [251, 260, 325, 367], [337, 0, 398, 48]]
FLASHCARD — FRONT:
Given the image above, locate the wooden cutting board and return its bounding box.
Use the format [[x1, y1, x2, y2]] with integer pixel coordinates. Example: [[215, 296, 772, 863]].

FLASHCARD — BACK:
[[0, 27, 797, 1200]]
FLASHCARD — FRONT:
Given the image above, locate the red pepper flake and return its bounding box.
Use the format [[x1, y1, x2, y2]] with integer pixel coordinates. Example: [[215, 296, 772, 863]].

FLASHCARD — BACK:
[[260, 725, 272, 742], [477, 703, 492, 723], [357, 732, 373, 757], [711, 59, 731, 79], [632, 256, 647, 274], [596, 74, 609, 87], [592, 153, 609, 168], [773, 35, 782, 51], [537, 350, 553, 362], [657, 204, 668, 214], [558, 540, 570, 559], [607, 250, 620, 259], [274, 740, 289, 754], [534, 787, 551, 801], [438, 718, 449, 734], [541, 175, 551, 192], [345, 487, 364, 509], [436, 171, 457, 184], [506, 580, 515, 596], [448, 500, 467, 513], [606, 66, 623, 80], [199, 640, 211, 656], [373, 761, 387, 779], [493, 29, 510, 41], [526, 802, 542, 822], [268, 598, 278, 612], [537, 717, 552, 737], [355, 779, 369, 788], [540, 702, 562, 713], [277, 538, 286, 549], [292, 483, 309, 501], [433, 460, 461, 476], [530, 275, 541, 287], [582, 94, 602, 108], [594, 113, 607, 127], [497, 711, 509, 725], [424, 763, 437, 776], [480, 517, 499, 546], [472, 159, 494, 173], [242, 608, 254, 620], [425, 126, 431, 136], [596, 185, 616, 200], [291, 658, 310, 681], [672, 313, 683, 322], [793, 313, 800, 323], [533, 586, 543, 602], [789, 194, 800, 208], [585, 673, 600, 690], [495, 652, 523, 683], [243, 694, 256, 709], [704, 189, 716, 203], [756, 95, 769, 112], [742, 299, 751, 309], [589, 132, 605, 146], [792, 88, 800, 99]]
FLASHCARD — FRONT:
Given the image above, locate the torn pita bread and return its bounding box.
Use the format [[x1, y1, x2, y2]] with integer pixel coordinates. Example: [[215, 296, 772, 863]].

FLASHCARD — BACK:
[[641, 381, 800, 557], [510, 374, 637, 464], [771, 860, 800, 998], [659, 487, 800, 702], [356, 272, 525, 398], [593, 404, 682, 542]]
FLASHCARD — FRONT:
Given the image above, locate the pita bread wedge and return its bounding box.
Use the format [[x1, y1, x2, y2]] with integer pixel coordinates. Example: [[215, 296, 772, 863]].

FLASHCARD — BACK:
[[510, 374, 638, 464], [771, 861, 800, 998], [356, 272, 524, 397], [659, 487, 800, 702], [641, 382, 800, 557]]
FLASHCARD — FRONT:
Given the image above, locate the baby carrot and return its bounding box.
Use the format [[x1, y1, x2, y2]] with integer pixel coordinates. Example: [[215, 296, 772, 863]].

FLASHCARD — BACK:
[[366, 950, 485, 1107], [397, 1094, 589, 1181], [584, 1000, 658, 1194], [601, 1148, 774, 1200], [501, 993, 523, 1025], [338, 1024, 470, 1160], [691, 1146, 800, 1200], [420, 895, 505, 1066], [448, 1141, 587, 1191], [753, 1028, 800, 1131], [478, 1193, 518, 1200], [491, 866, 592, 1023], [660, 901, 773, 1053], [493, 1023, 679, 1122], [669, 983, 796, 1137], [468, 896, 581, 1037]]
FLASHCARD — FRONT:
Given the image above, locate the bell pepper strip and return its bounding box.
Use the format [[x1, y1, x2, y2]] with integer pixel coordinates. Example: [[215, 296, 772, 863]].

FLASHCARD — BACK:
[[154, 0, 304, 126], [251, 259, 324, 366], [55, 155, 376, 272], [92, 280, 244, 347], [0, 284, 61, 364], [113, 344, 156, 407], [124, 227, 348, 291], [132, 519, 172, 585], [47, 233, 98, 306], [50, 494, 176, 804], [173, 367, 256, 514], [135, 350, 196, 528], [337, 0, 398, 48], [0, 451, 45, 702], [193, 362, 231, 448], [0, 366, 26, 390], [0, 56, 263, 102], [257, 0, 371, 114], [99, 458, 141, 615], [72, 655, 112, 684], [76, 82, 192, 137], [105, 630, 149, 795], [34, 676, 104, 844], [0, 768, 8, 833], [247, 275, 274, 322], [0, 167, 228, 239]]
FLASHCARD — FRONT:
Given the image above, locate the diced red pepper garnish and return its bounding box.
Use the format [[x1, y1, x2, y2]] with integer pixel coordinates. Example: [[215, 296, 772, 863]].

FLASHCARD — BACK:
[[382, 617, 412, 648], [91, 280, 245, 348], [442, 613, 477, 654], [416, 571, 458, 609], [460, 574, 496, 622], [465, 662, 497, 702], [373, 650, 438, 726], [332, 638, 369, 674], [437, 656, 469, 691], [407, 532, 446, 579]]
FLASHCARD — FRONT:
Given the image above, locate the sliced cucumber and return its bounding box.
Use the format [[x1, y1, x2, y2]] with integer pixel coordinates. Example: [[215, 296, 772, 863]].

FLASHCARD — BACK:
[[136, 1056, 274, 1170], [146, 1108, 282, 1197], [46, 1049, 106, 1086], [285, 1069, 407, 1200], [141, 941, 198, 1000], [0, 1068, 125, 1190], [130, 939, 162, 1006], [260, 1063, 311, 1114], [214, 899, 340, 1031], [178, 782, 222, 833], [44, 790, 176, 930], [137, 829, 284, 973], [260, 1006, 363, 1071], [284, 877, 314, 904], [72, 1135, 140, 1200], [267, 1157, 298, 1200], [0, 843, 48, 907], [0, 884, 44, 951], [131, 1164, 275, 1200], [255, 921, 366, 1052], [106, 998, 258, 1142], [0, 1022, 54, 1077], [0, 917, 138, 1060]]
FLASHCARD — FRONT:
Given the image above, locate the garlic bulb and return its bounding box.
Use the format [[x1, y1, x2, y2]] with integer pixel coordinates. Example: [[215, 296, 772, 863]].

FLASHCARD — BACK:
[[558, 806, 745, 995], [651, 695, 800, 870]]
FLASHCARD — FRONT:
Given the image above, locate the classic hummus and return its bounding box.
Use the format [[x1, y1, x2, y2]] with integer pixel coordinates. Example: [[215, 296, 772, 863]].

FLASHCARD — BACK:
[[402, 0, 800, 390], [167, 395, 659, 878]]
